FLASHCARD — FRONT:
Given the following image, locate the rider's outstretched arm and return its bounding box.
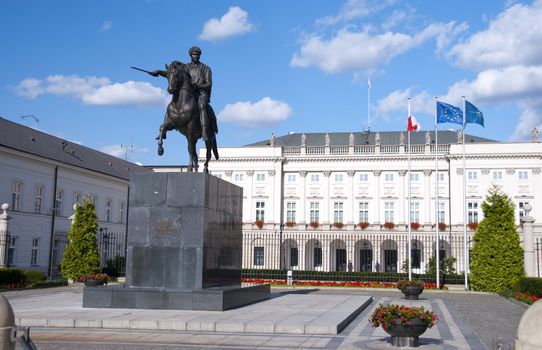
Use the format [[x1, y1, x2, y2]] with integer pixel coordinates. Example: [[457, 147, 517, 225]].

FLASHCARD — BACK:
[[150, 70, 167, 77]]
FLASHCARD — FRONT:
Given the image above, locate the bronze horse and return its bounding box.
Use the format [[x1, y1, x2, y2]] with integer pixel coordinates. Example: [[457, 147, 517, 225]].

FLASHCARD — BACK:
[[157, 61, 218, 172]]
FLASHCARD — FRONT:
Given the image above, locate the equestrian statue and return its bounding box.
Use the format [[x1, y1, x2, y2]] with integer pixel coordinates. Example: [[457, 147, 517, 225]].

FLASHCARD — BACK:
[[132, 46, 218, 172]]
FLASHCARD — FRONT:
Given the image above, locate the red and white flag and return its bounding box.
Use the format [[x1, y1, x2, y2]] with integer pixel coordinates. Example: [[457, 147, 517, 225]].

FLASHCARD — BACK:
[[407, 115, 420, 131]]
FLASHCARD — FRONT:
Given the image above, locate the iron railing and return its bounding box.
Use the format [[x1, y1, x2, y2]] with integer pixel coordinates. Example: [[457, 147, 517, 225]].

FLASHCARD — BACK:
[[242, 230, 469, 284], [97, 231, 126, 277]]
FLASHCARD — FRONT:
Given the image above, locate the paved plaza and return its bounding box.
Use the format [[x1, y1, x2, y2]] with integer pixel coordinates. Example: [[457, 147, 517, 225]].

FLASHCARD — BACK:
[[3, 286, 528, 349]]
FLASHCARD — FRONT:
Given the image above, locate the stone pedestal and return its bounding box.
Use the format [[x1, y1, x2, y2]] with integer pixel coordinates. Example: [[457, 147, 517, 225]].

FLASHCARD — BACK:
[[83, 172, 269, 310]]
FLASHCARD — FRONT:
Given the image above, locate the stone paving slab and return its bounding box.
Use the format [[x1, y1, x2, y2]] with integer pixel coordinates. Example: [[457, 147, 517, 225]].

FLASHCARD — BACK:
[[8, 290, 372, 335]]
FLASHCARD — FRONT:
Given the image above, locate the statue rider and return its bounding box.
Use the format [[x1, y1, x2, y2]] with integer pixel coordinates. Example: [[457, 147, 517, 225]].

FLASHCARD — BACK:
[[150, 46, 212, 141]]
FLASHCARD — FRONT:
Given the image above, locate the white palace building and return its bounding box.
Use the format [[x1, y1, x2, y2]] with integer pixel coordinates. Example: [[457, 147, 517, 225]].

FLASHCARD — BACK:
[[2, 116, 541, 279], [203, 130, 542, 276]]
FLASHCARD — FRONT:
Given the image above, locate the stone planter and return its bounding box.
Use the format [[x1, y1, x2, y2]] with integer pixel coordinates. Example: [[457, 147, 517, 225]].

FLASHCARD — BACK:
[[384, 317, 429, 347], [84, 279, 106, 287], [401, 285, 424, 300]]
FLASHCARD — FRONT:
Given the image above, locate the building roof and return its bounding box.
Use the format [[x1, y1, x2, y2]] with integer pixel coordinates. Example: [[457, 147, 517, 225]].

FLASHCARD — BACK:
[[0, 117, 147, 180], [245, 130, 497, 147]]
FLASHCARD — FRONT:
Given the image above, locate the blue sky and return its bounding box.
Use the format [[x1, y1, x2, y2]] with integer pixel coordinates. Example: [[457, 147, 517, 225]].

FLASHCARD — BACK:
[[2, 0, 542, 166]]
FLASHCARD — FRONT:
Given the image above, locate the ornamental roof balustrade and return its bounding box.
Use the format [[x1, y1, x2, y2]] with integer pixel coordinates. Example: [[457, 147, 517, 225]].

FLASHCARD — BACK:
[[280, 144, 450, 156]]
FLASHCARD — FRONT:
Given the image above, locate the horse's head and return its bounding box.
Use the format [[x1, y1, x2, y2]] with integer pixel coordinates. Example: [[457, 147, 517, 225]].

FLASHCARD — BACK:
[[166, 60, 186, 95]]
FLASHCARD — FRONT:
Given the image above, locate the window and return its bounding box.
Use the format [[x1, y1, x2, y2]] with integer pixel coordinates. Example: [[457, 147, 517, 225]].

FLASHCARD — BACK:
[[410, 173, 420, 182], [256, 201, 265, 221], [11, 181, 22, 211], [437, 172, 445, 182], [313, 247, 322, 267], [493, 171, 503, 180], [54, 189, 64, 216], [359, 173, 369, 182], [286, 202, 296, 222], [7, 236, 17, 266], [334, 173, 344, 182], [234, 173, 244, 182], [34, 184, 44, 213], [518, 170, 529, 180], [468, 202, 479, 223], [253, 247, 264, 266], [290, 247, 298, 267], [73, 192, 82, 205], [333, 202, 344, 223], [310, 174, 320, 182], [438, 202, 446, 223], [119, 201, 126, 224], [384, 173, 394, 182], [30, 238, 40, 265], [358, 202, 369, 222], [287, 174, 296, 182], [410, 201, 420, 223], [467, 171, 478, 180], [52, 239, 61, 266], [384, 202, 395, 222], [309, 202, 319, 223], [105, 199, 112, 222], [519, 202, 529, 220], [256, 173, 265, 181], [411, 246, 421, 269]]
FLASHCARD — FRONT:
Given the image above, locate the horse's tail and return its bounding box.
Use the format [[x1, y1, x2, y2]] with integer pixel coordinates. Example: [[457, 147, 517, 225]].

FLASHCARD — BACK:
[[208, 105, 218, 134]]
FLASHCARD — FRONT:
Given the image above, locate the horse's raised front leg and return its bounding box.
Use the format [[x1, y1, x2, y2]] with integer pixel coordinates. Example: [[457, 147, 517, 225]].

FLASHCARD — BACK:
[[157, 124, 166, 156]]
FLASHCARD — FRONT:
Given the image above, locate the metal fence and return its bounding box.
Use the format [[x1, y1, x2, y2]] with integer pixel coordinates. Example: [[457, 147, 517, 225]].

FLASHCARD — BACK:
[[97, 231, 126, 277], [242, 231, 470, 284]]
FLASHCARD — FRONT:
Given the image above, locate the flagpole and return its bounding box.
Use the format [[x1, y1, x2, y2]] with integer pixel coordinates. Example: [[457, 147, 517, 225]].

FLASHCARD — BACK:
[[434, 97, 440, 289], [462, 96, 468, 290], [408, 98, 412, 281], [368, 77, 371, 131]]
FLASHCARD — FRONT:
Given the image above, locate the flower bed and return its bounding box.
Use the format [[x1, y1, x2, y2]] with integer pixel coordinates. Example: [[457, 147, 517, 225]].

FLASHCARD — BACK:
[[514, 292, 540, 305], [241, 278, 447, 290]]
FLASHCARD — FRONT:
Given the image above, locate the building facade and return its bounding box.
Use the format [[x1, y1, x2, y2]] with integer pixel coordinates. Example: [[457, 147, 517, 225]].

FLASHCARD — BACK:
[[0, 118, 144, 277], [202, 130, 542, 276]]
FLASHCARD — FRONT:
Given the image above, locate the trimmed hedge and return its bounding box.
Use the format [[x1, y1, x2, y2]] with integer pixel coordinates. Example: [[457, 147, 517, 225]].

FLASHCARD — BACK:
[[0, 267, 26, 286], [24, 270, 46, 283], [515, 277, 542, 297]]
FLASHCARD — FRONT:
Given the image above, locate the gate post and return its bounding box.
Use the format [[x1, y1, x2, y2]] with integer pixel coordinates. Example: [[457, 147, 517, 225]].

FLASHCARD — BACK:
[[521, 204, 536, 277], [0, 295, 16, 350]]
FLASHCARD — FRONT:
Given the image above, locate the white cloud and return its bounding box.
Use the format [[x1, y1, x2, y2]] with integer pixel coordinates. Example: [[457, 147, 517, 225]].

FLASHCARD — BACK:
[[100, 20, 112, 32], [448, 0, 542, 69], [83, 81, 168, 106], [316, 0, 397, 26], [199, 6, 255, 41], [15, 75, 168, 107], [218, 97, 293, 128], [290, 22, 458, 74], [374, 88, 433, 122]]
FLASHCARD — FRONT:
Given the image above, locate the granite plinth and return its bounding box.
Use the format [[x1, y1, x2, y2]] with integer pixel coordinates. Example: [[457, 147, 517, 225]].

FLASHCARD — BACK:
[[83, 284, 270, 311], [84, 172, 270, 310]]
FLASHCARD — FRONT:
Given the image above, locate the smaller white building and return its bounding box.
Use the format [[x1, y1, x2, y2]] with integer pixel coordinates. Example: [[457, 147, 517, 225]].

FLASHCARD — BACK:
[[0, 118, 146, 277]]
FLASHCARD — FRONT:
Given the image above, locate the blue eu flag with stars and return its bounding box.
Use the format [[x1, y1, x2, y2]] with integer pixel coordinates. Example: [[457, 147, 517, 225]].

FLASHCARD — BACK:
[[465, 100, 484, 127], [437, 101, 463, 125]]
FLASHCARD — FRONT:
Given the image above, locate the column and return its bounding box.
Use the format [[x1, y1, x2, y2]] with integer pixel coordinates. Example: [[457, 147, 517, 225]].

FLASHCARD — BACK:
[[347, 170, 355, 225], [373, 170, 381, 224], [0, 203, 11, 267], [423, 170, 432, 225], [398, 170, 407, 225], [299, 171, 307, 226], [323, 171, 331, 225]]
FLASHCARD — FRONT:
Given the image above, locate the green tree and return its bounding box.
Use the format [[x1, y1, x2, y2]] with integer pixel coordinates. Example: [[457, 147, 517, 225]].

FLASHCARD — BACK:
[[426, 256, 456, 276], [470, 185, 524, 293], [61, 200, 100, 281]]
